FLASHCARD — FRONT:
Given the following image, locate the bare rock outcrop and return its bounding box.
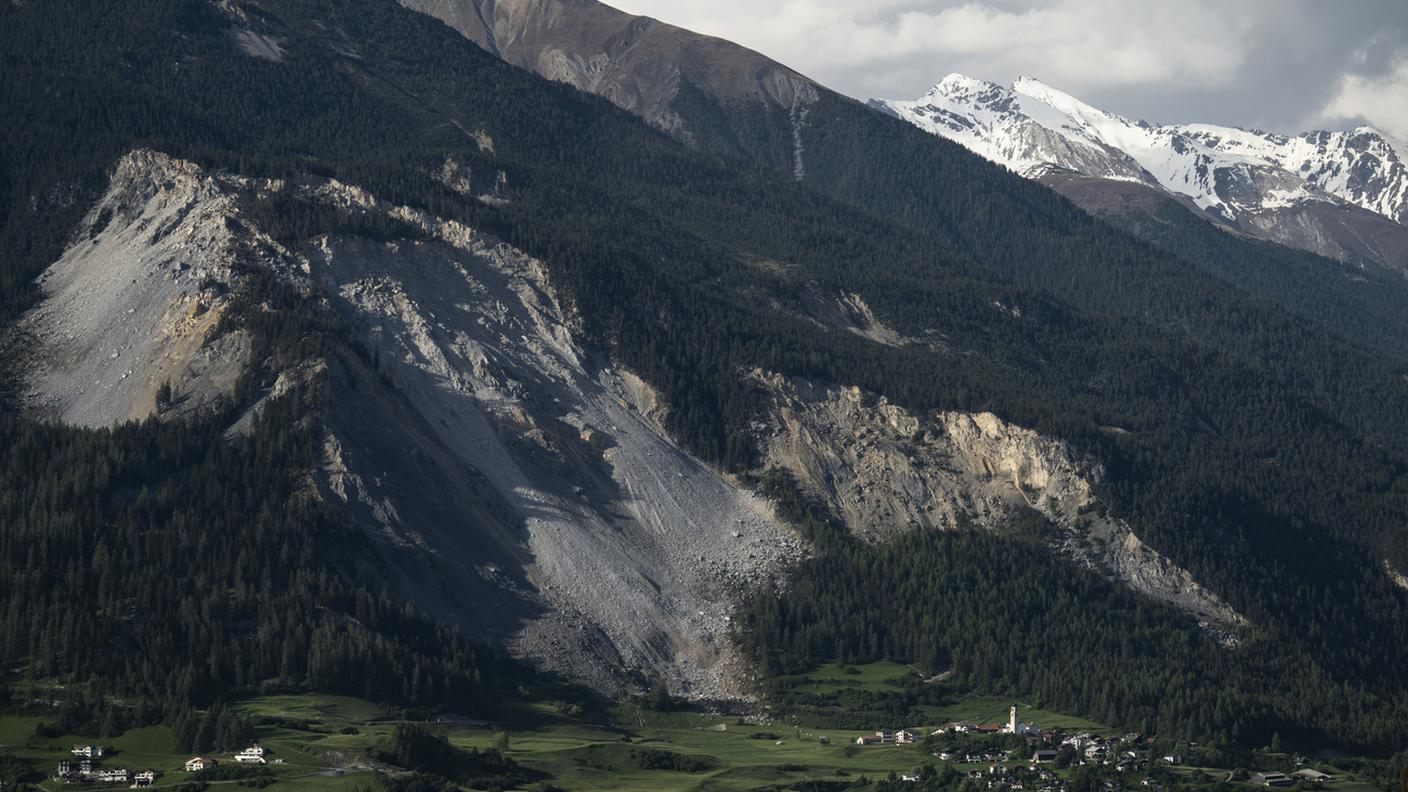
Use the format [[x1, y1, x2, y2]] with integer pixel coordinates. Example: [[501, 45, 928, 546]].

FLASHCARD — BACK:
[[18, 149, 805, 699], [1387, 559, 1408, 592], [303, 210, 806, 697], [749, 372, 1246, 629], [17, 150, 254, 427], [399, 0, 819, 151]]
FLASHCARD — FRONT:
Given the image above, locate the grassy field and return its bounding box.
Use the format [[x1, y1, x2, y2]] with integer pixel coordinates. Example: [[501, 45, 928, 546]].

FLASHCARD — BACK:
[[0, 689, 934, 792], [923, 695, 1113, 735], [783, 661, 919, 695], [0, 670, 1390, 792], [0, 697, 374, 792]]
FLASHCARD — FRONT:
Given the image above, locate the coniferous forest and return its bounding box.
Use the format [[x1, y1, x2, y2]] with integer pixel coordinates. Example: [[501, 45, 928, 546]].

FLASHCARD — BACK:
[[1, 0, 1407, 764]]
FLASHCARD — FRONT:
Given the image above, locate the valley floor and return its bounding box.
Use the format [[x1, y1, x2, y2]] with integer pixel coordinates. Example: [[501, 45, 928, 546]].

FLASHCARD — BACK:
[[0, 670, 1388, 792]]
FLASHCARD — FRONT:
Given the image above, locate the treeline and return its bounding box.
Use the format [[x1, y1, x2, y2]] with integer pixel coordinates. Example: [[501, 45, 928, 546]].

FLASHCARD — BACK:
[[739, 479, 1408, 752], [0, 391, 511, 713]]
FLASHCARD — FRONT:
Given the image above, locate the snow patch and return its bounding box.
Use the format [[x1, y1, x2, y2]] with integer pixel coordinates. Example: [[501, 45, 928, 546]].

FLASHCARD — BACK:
[[876, 74, 1408, 226]]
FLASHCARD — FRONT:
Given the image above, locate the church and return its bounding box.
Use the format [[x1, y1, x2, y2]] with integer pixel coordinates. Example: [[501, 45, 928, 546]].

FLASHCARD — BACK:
[[1003, 705, 1039, 736]]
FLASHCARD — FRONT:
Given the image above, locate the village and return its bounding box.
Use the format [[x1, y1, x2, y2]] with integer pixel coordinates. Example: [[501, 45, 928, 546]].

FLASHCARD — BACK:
[[52, 744, 282, 787], [847, 706, 1341, 789]]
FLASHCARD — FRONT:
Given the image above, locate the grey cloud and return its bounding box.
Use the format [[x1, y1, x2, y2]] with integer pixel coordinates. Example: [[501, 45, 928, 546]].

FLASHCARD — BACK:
[[608, 0, 1408, 134]]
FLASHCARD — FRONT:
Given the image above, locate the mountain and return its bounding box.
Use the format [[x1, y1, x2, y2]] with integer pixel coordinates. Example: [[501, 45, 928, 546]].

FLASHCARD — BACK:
[[4, 0, 1408, 756], [399, 0, 821, 173], [873, 74, 1408, 271], [401, 0, 1408, 369]]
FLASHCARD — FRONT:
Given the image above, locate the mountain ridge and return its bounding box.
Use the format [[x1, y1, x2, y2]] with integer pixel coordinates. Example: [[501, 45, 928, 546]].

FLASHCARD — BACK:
[[874, 73, 1408, 269]]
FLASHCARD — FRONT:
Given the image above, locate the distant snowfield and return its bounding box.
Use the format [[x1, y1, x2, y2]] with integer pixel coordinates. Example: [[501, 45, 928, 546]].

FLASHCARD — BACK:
[[875, 74, 1408, 227]]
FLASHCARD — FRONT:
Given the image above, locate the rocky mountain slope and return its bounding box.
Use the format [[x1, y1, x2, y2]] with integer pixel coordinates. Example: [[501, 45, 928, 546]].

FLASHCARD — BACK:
[[19, 148, 1255, 694], [15, 149, 814, 697], [6, 0, 1408, 746], [748, 372, 1244, 629], [399, 0, 818, 170], [402, 0, 1408, 368], [874, 74, 1408, 270], [16, 151, 255, 426]]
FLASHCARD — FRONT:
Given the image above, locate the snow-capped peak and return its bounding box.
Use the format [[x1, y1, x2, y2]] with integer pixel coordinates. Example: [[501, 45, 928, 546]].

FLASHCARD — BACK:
[[1011, 76, 1106, 121], [873, 74, 1408, 227], [926, 72, 999, 97]]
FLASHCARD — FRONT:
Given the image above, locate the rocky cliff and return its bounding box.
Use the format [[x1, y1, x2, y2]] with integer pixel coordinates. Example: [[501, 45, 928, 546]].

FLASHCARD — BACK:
[[749, 372, 1245, 629]]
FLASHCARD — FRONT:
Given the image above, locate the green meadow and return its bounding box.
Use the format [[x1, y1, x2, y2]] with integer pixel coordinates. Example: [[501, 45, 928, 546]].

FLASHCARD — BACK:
[[0, 666, 1387, 791]]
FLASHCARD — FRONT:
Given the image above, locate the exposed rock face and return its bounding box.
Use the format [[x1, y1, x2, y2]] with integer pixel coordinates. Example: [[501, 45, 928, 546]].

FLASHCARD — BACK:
[[798, 285, 910, 348], [24, 148, 1245, 697], [749, 372, 1245, 629], [399, 0, 818, 165], [17, 150, 255, 427], [303, 204, 806, 697], [20, 149, 803, 698], [1387, 559, 1408, 592]]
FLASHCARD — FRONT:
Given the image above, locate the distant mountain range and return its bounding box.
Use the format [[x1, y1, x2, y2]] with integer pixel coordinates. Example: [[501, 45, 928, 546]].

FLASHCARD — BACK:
[[873, 74, 1408, 271]]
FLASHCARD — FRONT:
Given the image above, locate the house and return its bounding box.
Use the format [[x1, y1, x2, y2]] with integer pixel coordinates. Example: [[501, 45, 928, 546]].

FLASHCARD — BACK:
[[1292, 769, 1334, 784], [856, 734, 884, 745], [233, 747, 267, 764], [1162, 754, 1183, 765], [938, 752, 957, 761], [875, 729, 896, 744], [1032, 750, 1059, 763], [95, 769, 130, 784], [895, 729, 924, 744], [56, 761, 79, 780], [1251, 772, 1293, 787], [72, 746, 105, 759], [78, 760, 95, 776], [185, 757, 217, 773], [130, 771, 157, 789]]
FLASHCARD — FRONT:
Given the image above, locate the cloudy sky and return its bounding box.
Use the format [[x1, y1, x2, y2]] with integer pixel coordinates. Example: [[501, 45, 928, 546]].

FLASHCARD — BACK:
[[609, 0, 1408, 138]]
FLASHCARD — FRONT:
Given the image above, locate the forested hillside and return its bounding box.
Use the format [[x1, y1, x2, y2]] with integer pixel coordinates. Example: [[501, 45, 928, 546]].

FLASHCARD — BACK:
[[0, 262, 521, 727], [0, 0, 1406, 753]]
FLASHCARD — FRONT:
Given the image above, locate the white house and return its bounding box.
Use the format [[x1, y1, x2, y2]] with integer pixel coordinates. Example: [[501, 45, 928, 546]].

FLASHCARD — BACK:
[[95, 769, 131, 783], [130, 770, 157, 789], [72, 746, 105, 759], [233, 747, 267, 764], [895, 729, 924, 744], [185, 757, 217, 773]]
